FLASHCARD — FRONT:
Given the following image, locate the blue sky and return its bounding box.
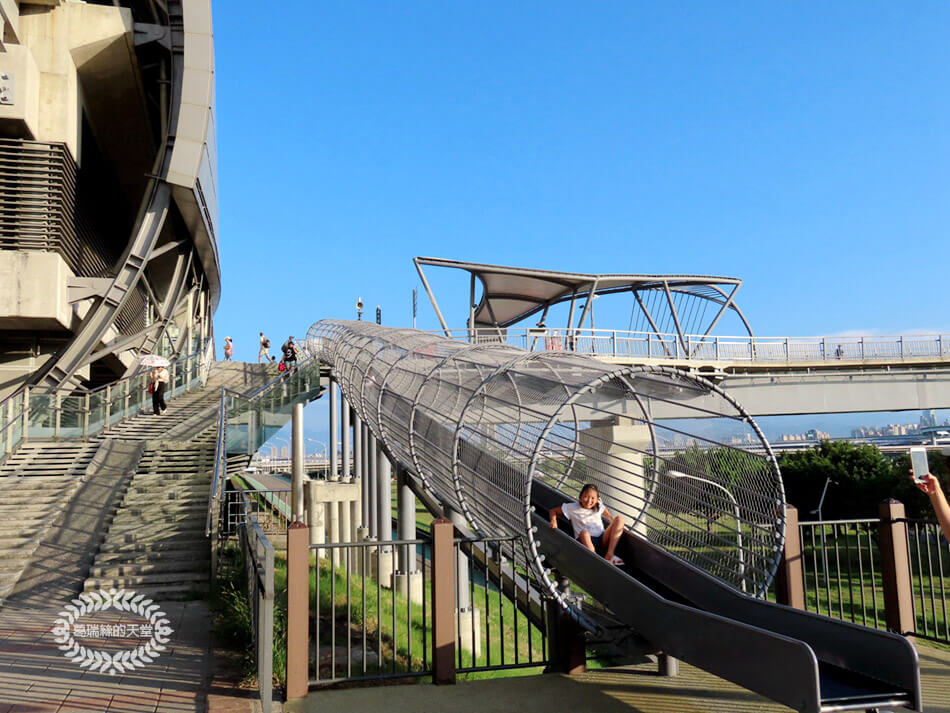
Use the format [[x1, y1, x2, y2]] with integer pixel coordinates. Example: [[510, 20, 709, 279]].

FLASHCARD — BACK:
[[209, 3, 949, 445]]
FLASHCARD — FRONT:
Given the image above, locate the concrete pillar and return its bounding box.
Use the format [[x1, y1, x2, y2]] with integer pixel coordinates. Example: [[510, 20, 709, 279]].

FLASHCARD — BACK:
[[291, 403, 305, 521], [305, 480, 326, 557], [377, 445, 393, 542], [328, 494, 341, 570], [374, 445, 394, 587], [353, 410, 364, 527], [447, 508, 481, 657], [329, 380, 338, 479], [579, 419, 651, 535], [394, 466, 423, 604], [342, 395, 351, 479], [368, 431, 378, 538]]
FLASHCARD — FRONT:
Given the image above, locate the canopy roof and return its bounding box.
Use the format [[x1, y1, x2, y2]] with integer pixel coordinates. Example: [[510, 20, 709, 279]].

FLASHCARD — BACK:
[[414, 257, 750, 335]]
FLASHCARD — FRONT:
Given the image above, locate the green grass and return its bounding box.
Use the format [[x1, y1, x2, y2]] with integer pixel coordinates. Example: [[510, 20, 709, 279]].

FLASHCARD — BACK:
[[306, 546, 547, 681]]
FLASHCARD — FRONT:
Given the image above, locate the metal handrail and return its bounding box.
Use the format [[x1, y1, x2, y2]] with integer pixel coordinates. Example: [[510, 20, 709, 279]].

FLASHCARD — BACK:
[[206, 385, 230, 536], [205, 357, 321, 536], [1, 340, 211, 455], [434, 327, 950, 363]]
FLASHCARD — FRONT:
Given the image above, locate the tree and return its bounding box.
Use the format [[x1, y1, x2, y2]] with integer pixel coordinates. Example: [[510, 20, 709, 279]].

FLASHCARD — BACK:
[[778, 441, 949, 519]]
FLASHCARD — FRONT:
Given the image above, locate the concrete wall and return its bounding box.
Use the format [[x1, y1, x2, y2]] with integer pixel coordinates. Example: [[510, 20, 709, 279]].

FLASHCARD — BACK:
[[0, 251, 74, 331], [0, 43, 41, 138]]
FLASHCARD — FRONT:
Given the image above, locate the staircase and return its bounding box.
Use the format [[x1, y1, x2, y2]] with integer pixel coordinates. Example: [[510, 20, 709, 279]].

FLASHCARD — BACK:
[[0, 442, 99, 601], [0, 361, 276, 605], [84, 441, 216, 599]]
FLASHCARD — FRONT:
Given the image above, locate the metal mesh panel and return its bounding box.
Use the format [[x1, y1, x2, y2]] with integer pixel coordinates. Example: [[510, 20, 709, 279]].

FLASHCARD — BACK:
[[306, 320, 785, 599]]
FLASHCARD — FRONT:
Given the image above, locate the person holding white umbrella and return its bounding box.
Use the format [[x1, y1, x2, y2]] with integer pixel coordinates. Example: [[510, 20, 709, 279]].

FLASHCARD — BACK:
[[141, 354, 170, 415]]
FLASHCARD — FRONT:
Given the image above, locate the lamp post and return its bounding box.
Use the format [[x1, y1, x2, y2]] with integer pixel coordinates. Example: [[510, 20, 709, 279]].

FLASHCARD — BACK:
[[271, 436, 290, 475], [356, 297, 363, 321], [306, 438, 328, 477], [668, 470, 746, 592]]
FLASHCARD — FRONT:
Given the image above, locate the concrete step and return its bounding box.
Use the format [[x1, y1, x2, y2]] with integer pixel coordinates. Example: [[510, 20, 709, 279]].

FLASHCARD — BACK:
[[121, 503, 208, 517], [82, 582, 210, 600], [110, 513, 207, 530], [90, 557, 210, 578], [84, 570, 209, 590], [0, 522, 46, 538], [97, 538, 209, 554], [105, 521, 206, 539], [101, 528, 206, 545], [93, 546, 209, 565]]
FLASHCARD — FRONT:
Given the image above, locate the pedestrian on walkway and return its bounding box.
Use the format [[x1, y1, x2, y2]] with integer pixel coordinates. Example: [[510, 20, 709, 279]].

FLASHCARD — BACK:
[[281, 336, 298, 373], [258, 332, 273, 363], [149, 365, 169, 415], [223, 336, 234, 361]]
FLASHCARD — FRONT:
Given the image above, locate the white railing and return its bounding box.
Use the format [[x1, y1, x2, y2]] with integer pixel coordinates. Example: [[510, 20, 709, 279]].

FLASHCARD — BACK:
[[437, 328, 950, 364]]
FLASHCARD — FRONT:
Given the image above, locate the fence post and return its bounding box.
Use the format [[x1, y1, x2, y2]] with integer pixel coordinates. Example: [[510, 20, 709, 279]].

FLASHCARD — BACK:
[[775, 505, 805, 609], [543, 576, 586, 674], [431, 518, 456, 685], [285, 521, 310, 699], [878, 499, 915, 636]]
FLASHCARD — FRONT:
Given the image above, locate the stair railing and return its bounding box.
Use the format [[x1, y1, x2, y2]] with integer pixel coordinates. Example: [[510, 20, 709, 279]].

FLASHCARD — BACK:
[[0, 339, 213, 457], [205, 358, 325, 538]]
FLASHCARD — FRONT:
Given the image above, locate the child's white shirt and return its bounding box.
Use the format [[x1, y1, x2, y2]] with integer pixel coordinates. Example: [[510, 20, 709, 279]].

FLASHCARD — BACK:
[[561, 501, 606, 537]]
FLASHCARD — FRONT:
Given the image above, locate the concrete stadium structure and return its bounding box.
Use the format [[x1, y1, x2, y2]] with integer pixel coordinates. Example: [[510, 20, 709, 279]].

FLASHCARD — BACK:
[[0, 0, 219, 398]]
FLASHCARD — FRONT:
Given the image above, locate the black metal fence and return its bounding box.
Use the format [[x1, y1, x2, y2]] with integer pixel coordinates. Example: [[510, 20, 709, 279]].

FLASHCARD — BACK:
[[305, 534, 550, 686], [791, 515, 949, 644]]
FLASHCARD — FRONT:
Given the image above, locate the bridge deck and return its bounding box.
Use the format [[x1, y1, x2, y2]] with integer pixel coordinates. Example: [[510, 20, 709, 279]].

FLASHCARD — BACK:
[[285, 644, 950, 713]]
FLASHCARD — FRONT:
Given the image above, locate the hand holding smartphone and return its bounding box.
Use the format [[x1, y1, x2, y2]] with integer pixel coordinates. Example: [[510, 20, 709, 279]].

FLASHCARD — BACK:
[[910, 446, 930, 484]]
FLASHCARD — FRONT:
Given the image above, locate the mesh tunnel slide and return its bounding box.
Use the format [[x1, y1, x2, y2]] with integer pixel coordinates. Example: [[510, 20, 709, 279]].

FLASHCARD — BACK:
[[305, 320, 921, 713]]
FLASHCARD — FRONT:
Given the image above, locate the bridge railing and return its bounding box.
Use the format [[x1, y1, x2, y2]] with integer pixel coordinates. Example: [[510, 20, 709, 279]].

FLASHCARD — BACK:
[[439, 328, 950, 363]]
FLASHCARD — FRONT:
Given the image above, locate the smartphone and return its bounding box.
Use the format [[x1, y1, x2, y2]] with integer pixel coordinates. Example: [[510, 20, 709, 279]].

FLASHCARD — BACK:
[[910, 447, 929, 483]]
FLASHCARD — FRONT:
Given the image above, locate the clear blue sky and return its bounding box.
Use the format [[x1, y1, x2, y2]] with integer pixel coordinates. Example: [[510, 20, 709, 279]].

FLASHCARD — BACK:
[[209, 2, 949, 445], [213, 1, 948, 357]]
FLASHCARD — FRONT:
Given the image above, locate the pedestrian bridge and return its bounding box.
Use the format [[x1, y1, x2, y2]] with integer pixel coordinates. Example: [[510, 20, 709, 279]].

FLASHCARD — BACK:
[[438, 327, 950, 416]]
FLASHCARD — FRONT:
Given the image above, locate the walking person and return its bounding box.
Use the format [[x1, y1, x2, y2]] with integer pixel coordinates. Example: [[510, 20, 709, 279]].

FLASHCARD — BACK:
[[223, 336, 234, 362], [281, 336, 298, 373], [149, 365, 169, 415], [258, 332, 273, 363]]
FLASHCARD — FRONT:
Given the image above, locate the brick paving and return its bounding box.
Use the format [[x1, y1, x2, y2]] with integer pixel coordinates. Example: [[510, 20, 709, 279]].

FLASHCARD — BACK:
[[0, 600, 260, 713]]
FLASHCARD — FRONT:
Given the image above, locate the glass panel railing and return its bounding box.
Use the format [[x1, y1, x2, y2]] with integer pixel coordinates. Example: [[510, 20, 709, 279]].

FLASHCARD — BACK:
[[60, 395, 86, 438], [88, 392, 105, 434], [108, 382, 128, 426], [1, 390, 26, 455], [27, 393, 55, 439], [0, 340, 213, 453], [224, 359, 324, 457]]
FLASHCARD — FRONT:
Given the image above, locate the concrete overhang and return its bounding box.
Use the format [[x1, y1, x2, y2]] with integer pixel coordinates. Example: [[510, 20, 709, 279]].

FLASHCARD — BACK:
[[0, 0, 19, 47], [68, 4, 154, 221], [166, 0, 221, 312]]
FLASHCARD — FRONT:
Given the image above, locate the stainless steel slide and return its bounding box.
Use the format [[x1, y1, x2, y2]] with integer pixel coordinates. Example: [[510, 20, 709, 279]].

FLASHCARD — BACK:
[[532, 479, 921, 713]]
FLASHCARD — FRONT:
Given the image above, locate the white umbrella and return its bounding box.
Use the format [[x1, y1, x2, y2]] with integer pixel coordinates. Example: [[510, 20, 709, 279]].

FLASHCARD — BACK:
[[139, 354, 170, 368]]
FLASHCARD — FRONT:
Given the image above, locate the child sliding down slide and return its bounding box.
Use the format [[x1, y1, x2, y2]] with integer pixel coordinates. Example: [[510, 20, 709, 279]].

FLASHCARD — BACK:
[[549, 483, 626, 565]]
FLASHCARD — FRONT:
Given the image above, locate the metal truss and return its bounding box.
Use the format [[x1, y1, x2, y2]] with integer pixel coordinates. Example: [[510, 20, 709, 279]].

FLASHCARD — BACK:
[[31, 1, 187, 390], [307, 320, 786, 606]]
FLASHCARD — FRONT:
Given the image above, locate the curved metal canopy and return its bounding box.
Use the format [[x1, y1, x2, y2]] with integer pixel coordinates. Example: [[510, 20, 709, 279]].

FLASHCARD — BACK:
[[414, 256, 754, 338]]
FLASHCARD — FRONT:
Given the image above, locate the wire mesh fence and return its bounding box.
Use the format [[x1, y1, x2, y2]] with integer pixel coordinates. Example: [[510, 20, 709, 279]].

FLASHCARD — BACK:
[[305, 320, 786, 607]]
